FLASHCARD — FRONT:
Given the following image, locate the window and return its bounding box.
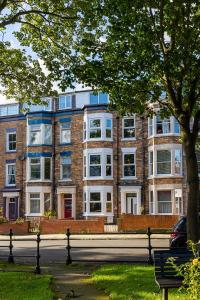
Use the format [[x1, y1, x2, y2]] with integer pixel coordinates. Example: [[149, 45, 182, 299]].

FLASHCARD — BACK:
[[60, 123, 71, 144], [157, 150, 171, 175], [106, 192, 112, 213], [6, 164, 16, 186], [30, 193, 40, 214], [29, 124, 52, 145], [149, 151, 153, 176], [156, 115, 171, 134], [148, 118, 153, 136], [122, 117, 135, 139], [84, 113, 113, 141], [59, 95, 72, 109], [174, 118, 180, 134], [174, 149, 181, 175], [149, 191, 154, 214], [44, 158, 51, 180], [7, 132, 16, 151], [89, 92, 108, 105], [157, 191, 172, 214], [30, 158, 41, 180], [30, 125, 41, 145], [123, 153, 135, 177], [84, 148, 113, 179], [89, 155, 101, 177], [83, 186, 113, 216], [90, 192, 101, 213], [29, 157, 51, 181], [61, 156, 71, 179], [0, 104, 19, 116], [23, 98, 52, 112], [89, 119, 101, 138], [44, 193, 51, 212]]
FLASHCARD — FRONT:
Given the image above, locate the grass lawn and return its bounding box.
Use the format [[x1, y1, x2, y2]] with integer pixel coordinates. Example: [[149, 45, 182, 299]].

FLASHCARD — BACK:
[[91, 264, 188, 300], [0, 268, 53, 300]]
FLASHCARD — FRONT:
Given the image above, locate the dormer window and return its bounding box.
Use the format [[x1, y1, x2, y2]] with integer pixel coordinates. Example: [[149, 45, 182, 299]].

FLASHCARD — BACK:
[[59, 95, 72, 109], [89, 92, 108, 105]]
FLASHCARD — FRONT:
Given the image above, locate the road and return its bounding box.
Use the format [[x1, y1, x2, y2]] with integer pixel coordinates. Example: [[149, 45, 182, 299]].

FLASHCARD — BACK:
[[0, 234, 170, 265]]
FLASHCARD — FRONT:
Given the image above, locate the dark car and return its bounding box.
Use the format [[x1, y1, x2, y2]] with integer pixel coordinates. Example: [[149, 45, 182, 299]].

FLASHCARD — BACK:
[[170, 217, 187, 248], [170, 216, 200, 248]]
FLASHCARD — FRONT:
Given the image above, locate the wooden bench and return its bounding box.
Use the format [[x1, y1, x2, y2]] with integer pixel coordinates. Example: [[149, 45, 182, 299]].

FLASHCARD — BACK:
[[154, 250, 192, 300]]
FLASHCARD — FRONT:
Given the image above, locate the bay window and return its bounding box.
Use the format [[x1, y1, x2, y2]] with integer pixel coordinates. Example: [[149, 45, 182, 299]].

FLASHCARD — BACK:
[[157, 150, 171, 175], [156, 115, 171, 134], [122, 116, 135, 139], [149, 151, 153, 176], [60, 123, 71, 144], [84, 148, 113, 179], [30, 158, 41, 180], [84, 113, 113, 141], [148, 115, 180, 136], [28, 123, 52, 145], [83, 186, 113, 216]]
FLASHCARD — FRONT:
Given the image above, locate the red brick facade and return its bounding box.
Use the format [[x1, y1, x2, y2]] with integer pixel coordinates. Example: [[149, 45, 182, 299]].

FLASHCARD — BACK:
[[0, 91, 193, 230]]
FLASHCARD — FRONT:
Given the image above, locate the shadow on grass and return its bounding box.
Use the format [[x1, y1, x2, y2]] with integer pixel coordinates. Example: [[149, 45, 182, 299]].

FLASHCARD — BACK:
[[90, 264, 187, 300]]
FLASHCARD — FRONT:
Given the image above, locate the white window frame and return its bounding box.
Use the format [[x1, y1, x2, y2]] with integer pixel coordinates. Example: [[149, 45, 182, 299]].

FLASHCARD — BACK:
[[148, 114, 180, 137], [60, 123, 71, 144], [122, 116, 136, 140], [59, 95, 72, 110], [83, 148, 113, 180], [83, 185, 113, 217], [121, 148, 137, 179], [6, 163, 16, 186], [6, 131, 17, 152], [83, 113, 113, 142], [28, 123, 52, 146], [28, 157, 52, 182], [60, 156, 72, 180], [148, 144, 182, 178]]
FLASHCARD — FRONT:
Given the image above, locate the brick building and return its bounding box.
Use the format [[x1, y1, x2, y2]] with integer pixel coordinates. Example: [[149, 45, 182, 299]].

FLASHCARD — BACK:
[[0, 90, 199, 223]]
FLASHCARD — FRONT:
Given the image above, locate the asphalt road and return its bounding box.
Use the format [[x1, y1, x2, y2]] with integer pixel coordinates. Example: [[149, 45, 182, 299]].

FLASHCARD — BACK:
[[0, 235, 170, 265]]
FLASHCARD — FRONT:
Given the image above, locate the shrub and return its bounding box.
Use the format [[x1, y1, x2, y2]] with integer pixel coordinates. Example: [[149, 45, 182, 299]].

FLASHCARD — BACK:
[[0, 216, 8, 224], [168, 241, 200, 300], [14, 218, 25, 224], [44, 210, 57, 217]]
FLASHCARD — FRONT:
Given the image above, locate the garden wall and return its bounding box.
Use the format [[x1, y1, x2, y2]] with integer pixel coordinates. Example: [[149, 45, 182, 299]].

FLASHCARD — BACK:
[[40, 218, 104, 234], [118, 215, 179, 231], [0, 221, 30, 234]]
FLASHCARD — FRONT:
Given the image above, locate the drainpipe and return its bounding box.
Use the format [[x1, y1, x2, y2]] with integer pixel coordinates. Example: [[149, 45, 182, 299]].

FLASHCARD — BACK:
[[141, 115, 146, 214], [116, 115, 120, 220], [52, 99, 56, 211]]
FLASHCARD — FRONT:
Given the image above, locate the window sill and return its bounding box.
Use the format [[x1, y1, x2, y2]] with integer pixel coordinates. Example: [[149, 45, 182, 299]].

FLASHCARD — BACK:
[[121, 138, 136, 141], [27, 144, 52, 147], [120, 177, 137, 180], [148, 175, 183, 179], [25, 213, 43, 217], [5, 185, 16, 188], [58, 179, 72, 182], [27, 180, 52, 183], [83, 177, 113, 181], [83, 212, 114, 217], [5, 151, 17, 153], [59, 143, 72, 146], [83, 139, 113, 143], [148, 133, 180, 138]]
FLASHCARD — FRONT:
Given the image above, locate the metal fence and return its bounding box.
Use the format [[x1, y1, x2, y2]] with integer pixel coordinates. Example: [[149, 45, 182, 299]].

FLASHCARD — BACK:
[[0, 227, 171, 274]]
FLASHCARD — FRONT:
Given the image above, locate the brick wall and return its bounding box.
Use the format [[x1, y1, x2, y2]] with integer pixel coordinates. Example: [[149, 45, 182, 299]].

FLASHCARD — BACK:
[[118, 214, 179, 231], [0, 221, 30, 234], [40, 218, 104, 234]]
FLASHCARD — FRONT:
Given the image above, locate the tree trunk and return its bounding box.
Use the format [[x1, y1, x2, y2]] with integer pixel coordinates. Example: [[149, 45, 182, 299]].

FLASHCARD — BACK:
[[183, 132, 200, 242]]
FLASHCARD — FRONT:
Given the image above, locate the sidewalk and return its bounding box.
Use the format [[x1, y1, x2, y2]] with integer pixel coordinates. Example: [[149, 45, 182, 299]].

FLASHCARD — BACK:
[[0, 233, 170, 240], [44, 263, 108, 300]]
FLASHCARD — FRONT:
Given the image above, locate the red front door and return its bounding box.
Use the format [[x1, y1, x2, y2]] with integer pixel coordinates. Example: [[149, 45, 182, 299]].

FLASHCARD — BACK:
[[64, 194, 72, 219]]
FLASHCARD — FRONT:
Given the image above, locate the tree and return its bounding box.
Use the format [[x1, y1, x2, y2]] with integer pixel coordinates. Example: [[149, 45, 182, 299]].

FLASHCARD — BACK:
[[56, 0, 200, 241], [0, 0, 76, 103]]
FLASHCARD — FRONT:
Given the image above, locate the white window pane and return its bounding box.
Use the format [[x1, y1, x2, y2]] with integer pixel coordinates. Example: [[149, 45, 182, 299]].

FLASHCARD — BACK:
[[44, 125, 52, 144], [61, 129, 71, 143], [174, 149, 181, 174]]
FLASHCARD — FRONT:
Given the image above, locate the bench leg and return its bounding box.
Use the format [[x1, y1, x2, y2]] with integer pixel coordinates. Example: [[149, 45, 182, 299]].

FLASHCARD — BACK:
[[162, 288, 168, 300]]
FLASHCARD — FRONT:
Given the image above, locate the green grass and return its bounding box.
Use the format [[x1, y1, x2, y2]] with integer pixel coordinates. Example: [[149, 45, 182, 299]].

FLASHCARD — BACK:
[[0, 272, 53, 300], [91, 264, 188, 300]]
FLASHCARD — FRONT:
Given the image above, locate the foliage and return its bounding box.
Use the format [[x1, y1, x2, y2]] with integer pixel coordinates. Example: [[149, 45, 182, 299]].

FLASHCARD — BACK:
[[168, 241, 200, 300], [44, 210, 57, 217], [90, 264, 188, 299], [0, 216, 8, 224], [14, 217, 25, 224], [0, 272, 53, 300]]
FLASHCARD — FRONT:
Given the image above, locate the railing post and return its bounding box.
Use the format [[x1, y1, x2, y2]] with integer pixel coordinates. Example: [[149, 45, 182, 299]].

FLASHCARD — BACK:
[[147, 227, 153, 265], [35, 232, 41, 274], [66, 228, 72, 265], [8, 229, 14, 263]]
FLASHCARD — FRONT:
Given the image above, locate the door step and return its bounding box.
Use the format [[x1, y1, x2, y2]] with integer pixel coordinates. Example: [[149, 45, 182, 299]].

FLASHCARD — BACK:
[[104, 225, 118, 233]]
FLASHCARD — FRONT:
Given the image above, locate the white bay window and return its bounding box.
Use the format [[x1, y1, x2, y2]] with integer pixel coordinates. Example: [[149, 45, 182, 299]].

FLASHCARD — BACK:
[[84, 113, 113, 141], [28, 122, 52, 145], [28, 156, 51, 181], [148, 114, 180, 137]]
